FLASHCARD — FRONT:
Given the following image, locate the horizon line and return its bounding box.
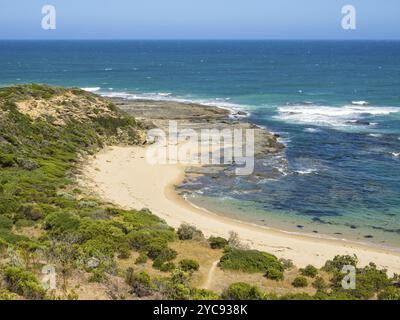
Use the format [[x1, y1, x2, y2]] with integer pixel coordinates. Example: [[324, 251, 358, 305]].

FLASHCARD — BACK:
[[1, 38, 400, 41]]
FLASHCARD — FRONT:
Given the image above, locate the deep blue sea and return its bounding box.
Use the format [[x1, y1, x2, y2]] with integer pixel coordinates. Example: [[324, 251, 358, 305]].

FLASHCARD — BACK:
[[1, 40, 399, 247]]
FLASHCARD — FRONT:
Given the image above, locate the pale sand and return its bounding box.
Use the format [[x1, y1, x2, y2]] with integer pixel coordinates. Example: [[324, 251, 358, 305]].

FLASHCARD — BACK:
[[80, 145, 400, 274]]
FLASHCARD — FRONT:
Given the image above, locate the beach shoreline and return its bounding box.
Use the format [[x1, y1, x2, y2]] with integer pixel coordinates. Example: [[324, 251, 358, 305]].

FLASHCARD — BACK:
[[80, 144, 400, 275], [74, 97, 400, 274]]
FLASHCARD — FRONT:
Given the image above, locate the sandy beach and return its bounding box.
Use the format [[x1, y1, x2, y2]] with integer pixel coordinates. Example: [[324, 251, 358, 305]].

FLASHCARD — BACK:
[[80, 144, 400, 275]]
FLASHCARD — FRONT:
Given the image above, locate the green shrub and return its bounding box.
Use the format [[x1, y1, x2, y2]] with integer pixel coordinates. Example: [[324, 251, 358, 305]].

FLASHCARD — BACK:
[[88, 269, 106, 283], [219, 248, 283, 274], [208, 236, 228, 249], [278, 293, 315, 300], [265, 266, 284, 281], [279, 258, 294, 270], [179, 259, 200, 273], [0, 215, 13, 230], [44, 212, 80, 234], [322, 255, 358, 273], [146, 244, 177, 262], [300, 265, 318, 278], [164, 269, 196, 299], [135, 252, 148, 265], [292, 276, 308, 288], [222, 282, 264, 300], [159, 262, 176, 272], [330, 263, 391, 300], [378, 286, 400, 300], [177, 223, 203, 240], [133, 271, 153, 287], [1, 266, 46, 299], [0, 153, 15, 168], [18, 204, 44, 221], [117, 243, 131, 259], [0, 289, 18, 300], [129, 271, 154, 297], [312, 276, 327, 291], [190, 288, 220, 300]]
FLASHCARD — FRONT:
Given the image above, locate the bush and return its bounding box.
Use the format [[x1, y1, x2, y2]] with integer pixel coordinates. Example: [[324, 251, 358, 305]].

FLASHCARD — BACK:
[[177, 223, 204, 240], [0, 289, 18, 300], [265, 266, 284, 281], [330, 263, 391, 300], [145, 243, 167, 260], [219, 248, 283, 274], [0, 153, 15, 168], [179, 259, 200, 273], [88, 269, 106, 283], [1, 266, 46, 299], [322, 255, 358, 273], [292, 276, 308, 288], [312, 276, 327, 291], [279, 258, 294, 270], [166, 270, 191, 300], [0, 215, 13, 230], [222, 282, 264, 300], [208, 236, 228, 249], [135, 252, 148, 265], [18, 204, 43, 221], [129, 271, 154, 297], [378, 286, 400, 300], [300, 265, 318, 278], [159, 262, 176, 272], [146, 244, 177, 262], [190, 288, 220, 300]]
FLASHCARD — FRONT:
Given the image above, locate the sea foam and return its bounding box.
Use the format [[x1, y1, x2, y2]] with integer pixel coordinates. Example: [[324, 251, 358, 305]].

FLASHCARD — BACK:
[[99, 90, 250, 116], [81, 87, 101, 92], [275, 104, 400, 129]]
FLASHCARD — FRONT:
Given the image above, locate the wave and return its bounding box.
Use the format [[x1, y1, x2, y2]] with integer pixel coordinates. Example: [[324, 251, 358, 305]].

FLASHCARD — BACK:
[[392, 152, 400, 157], [352, 101, 369, 106], [294, 168, 318, 175], [368, 133, 383, 138], [275, 104, 400, 129], [81, 87, 101, 92], [304, 128, 321, 133], [99, 90, 250, 116]]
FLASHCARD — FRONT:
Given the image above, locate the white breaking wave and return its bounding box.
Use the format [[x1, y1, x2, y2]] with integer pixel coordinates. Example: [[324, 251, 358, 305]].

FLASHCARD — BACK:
[[352, 101, 369, 106], [368, 133, 383, 138], [294, 168, 318, 175], [81, 87, 101, 92], [99, 90, 250, 116], [275, 104, 400, 128], [304, 128, 321, 133], [392, 152, 400, 157]]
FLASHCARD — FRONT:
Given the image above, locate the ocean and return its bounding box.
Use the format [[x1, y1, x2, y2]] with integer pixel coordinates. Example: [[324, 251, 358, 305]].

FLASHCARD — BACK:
[[1, 40, 399, 248]]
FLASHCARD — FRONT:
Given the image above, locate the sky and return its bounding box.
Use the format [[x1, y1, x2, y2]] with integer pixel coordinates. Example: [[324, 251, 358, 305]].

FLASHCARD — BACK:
[[0, 0, 399, 40]]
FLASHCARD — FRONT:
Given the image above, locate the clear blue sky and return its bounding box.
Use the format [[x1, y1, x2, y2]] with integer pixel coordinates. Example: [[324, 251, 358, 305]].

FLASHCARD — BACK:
[[0, 0, 399, 40]]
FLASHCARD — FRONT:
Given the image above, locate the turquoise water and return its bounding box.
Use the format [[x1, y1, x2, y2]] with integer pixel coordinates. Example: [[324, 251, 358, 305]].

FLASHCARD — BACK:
[[1, 40, 399, 247]]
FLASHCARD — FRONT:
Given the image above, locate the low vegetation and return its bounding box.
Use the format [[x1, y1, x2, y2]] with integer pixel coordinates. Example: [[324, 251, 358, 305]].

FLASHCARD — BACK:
[[292, 276, 308, 288], [218, 248, 284, 280], [0, 84, 398, 300], [300, 265, 318, 278]]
